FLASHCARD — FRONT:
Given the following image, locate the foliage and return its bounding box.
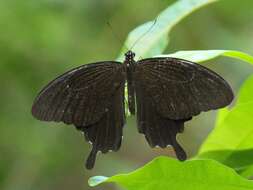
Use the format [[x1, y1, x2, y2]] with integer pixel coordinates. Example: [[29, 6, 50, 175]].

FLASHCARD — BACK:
[[90, 0, 253, 189], [158, 50, 253, 64], [198, 75, 253, 178], [90, 157, 253, 190]]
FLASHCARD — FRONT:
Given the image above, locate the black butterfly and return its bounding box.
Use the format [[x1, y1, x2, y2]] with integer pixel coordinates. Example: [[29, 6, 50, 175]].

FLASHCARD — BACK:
[[32, 50, 233, 169]]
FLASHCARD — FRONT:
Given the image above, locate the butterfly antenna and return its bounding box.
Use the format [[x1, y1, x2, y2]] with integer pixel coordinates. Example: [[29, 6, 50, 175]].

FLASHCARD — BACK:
[[130, 18, 158, 50], [106, 21, 129, 52]]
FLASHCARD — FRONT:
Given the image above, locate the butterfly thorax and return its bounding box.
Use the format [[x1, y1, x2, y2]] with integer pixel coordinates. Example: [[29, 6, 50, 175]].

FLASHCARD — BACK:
[[124, 50, 136, 115], [124, 50, 135, 63]]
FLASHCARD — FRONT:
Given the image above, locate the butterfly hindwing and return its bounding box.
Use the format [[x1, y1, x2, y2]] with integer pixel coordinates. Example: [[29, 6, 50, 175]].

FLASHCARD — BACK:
[[135, 80, 190, 160], [32, 61, 126, 126], [134, 57, 234, 120], [76, 83, 126, 169]]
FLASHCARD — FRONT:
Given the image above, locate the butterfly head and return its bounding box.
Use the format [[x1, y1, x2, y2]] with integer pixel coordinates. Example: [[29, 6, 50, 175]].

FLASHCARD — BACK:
[[125, 51, 135, 61]]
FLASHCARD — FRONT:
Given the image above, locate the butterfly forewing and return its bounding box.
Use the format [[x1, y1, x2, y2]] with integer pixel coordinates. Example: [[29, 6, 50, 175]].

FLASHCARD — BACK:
[[134, 57, 234, 120], [32, 61, 126, 127]]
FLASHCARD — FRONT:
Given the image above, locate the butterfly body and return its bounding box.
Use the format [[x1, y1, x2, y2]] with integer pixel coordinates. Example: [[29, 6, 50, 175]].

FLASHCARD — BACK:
[[125, 51, 136, 115], [32, 50, 233, 169]]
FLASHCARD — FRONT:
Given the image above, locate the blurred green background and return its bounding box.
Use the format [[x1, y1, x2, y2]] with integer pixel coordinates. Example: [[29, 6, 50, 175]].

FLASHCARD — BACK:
[[1, 0, 253, 190]]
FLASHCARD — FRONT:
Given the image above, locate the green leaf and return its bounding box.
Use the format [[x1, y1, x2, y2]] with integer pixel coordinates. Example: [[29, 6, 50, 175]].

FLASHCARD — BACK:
[[198, 149, 253, 173], [117, 0, 217, 60], [156, 50, 253, 64], [236, 75, 253, 104], [198, 75, 253, 178], [89, 157, 253, 190], [199, 103, 253, 152]]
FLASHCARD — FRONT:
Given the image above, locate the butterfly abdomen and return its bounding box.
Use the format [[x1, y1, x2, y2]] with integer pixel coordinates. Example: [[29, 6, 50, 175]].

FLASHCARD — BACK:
[[126, 70, 136, 114]]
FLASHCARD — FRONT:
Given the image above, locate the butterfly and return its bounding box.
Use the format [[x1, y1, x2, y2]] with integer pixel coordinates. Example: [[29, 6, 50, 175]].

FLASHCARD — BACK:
[[31, 50, 234, 169]]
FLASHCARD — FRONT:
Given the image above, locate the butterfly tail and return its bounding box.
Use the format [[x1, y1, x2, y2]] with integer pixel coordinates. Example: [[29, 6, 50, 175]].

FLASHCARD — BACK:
[[86, 148, 97, 170]]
